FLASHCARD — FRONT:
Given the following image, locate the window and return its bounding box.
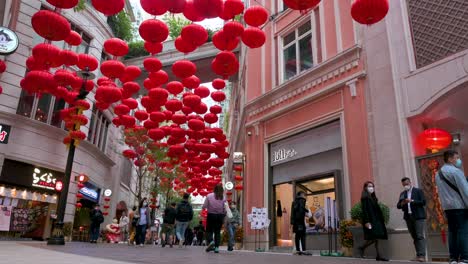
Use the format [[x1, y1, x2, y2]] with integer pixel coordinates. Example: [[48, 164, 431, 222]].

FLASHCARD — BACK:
[[282, 21, 314, 81], [88, 105, 110, 152], [121, 159, 132, 187], [16, 90, 67, 128]]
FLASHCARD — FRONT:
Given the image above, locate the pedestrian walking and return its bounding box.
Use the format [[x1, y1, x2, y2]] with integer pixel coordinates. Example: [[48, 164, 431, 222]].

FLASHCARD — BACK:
[[175, 193, 194, 247], [290, 191, 310, 255], [161, 202, 177, 248], [89, 204, 104, 243], [119, 211, 129, 244], [203, 184, 226, 253], [358, 181, 389, 261], [128, 206, 137, 245], [436, 150, 468, 264], [397, 177, 427, 262], [135, 198, 151, 247], [194, 221, 205, 246], [226, 202, 241, 251]]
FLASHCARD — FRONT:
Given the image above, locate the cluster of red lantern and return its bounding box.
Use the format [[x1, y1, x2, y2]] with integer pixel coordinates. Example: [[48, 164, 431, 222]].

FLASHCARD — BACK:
[[149, 192, 158, 209], [75, 173, 88, 210], [233, 165, 244, 191], [103, 194, 111, 216]]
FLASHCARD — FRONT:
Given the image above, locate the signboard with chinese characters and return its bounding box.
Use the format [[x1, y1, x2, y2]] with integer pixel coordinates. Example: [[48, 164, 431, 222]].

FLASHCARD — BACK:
[[0, 124, 11, 144], [0, 27, 19, 55]]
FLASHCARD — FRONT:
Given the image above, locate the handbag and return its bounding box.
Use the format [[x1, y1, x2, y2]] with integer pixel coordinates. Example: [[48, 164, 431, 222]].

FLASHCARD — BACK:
[[225, 202, 233, 219]]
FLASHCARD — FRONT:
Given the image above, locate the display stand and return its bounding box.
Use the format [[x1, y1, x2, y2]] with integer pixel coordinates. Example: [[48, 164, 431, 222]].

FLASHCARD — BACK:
[[248, 207, 269, 252]]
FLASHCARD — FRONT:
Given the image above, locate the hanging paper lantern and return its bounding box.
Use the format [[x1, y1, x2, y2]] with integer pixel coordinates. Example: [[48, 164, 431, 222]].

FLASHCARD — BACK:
[[212, 30, 240, 51], [210, 105, 222, 114], [60, 50, 79, 67], [211, 91, 226, 102], [31, 10, 71, 41], [417, 128, 452, 152], [182, 75, 201, 89], [139, 19, 169, 43], [122, 98, 139, 109], [167, 81, 184, 95], [172, 60, 197, 79], [148, 87, 169, 101], [144, 41, 163, 54], [223, 21, 244, 38], [76, 202, 83, 208], [149, 112, 166, 124], [351, 0, 389, 25], [172, 114, 187, 125], [91, 0, 125, 16], [77, 54, 99, 71], [123, 66, 142, 81], [165, 0, 187, 13], [32, 43, 61, 68], [76, 193, 84, 199], [235, 175, 243, 181], [188, 119, 205, 131], [123, 82, 140, 95], [47, 0, 79, 9], [135, 110, 149, 121], [120, 115, 136, 128], [23, 70, 57, 94], [95, 86, 122, 104], [204, 113, 218, 124], [235, 185, 243, 191], [234, 165, 243, 171], [183, 94, 202, 107], [165, 99, 183, 112], [123, 149, 138, 159], [114, 104, 131, 115], [144, 57, 163, 72], [70, 131, 86, 140], [104, 197, 111, 202], [220, 0, 244, 20], [211, 51, 239, 79], [283, 0, 321, 13], [104, 38, 129, 57], [244, 5, 269, 27], [193, 102, 208, 115], [149, 70, 169, 87], [175, 36, 197, 54], [193, 0, 223, 18], [65, 30, 82, 46], [212, 79, 225, 90], [100, 60, 126, 78], [103, 212, 109, 216], [194, 86, 210, 98], [181, 24, 208, 47], [183, 0, 204, 22], [54, 69, 76, 86], [140, 0, 168, 15], [242, 27, 266, 49]]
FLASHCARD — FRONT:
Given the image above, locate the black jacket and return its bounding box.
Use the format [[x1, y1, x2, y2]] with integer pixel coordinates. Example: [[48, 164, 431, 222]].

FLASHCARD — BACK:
[[290, 196, 307, 233], [163, 207, 177, 224], [397, 187, 426, 220], [361, 196, 388, 240], [175, 200, 194, 222]]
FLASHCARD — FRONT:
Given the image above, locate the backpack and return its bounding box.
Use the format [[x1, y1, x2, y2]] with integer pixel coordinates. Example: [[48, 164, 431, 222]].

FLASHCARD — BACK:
[[177, 202, 193, 221], [93, 210, 104, 224]]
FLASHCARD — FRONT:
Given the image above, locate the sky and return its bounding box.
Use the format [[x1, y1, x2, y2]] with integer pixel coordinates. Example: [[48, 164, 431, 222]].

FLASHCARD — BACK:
[[128, 0, 224, 29]]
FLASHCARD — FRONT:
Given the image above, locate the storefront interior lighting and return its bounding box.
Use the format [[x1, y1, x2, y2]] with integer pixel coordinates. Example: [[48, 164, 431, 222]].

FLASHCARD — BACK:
[[315, 178, 334, 184], [0, 186, 4, 194]]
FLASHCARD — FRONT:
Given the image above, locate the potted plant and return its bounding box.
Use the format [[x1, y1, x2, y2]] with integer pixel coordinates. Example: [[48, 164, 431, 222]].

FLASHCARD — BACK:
[[348, 202, 390, 257], [63, 222, 73, 242], [339, 219, 357, 256]]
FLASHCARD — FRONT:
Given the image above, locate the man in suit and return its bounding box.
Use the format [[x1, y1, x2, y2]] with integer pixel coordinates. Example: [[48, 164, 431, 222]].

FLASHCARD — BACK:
[[397, 177, 427, 262]]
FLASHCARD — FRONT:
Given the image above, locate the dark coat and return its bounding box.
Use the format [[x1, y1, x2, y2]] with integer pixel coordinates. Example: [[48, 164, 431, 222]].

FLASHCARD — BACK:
[[361, 196, 388, 240], [397, 187, 426, 220], [290, 196, 307, 233]]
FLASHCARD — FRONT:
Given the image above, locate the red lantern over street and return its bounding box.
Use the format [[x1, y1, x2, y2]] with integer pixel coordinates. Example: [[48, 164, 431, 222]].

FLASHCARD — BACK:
[[183, 0, 204, 22], [100, 60, 126, 79], [77, 54, 99, 71], [91, 0, 125, 16], [76, 202, 82, 208], [144, 41, 163, 54], [140, 0, 168, 15], [211, 91, 226, 102], [65, 30, 82, 46], [220, 0, 244, 20], [165, 0, 187, 13], [223, 21, 244, 38], [32, 10, 71, 41], [242, 27, 266, 49], [235, 185, 243, 191], [47, 0, 79, 9], [243, 6, 269, 27], [283, 0, 321, 13], [144, 57, 163, 72], [181, 24, 208, 47], [211, 51, 239, 79], [212, 30, 240, 51], [139, 19, 169, 43], [175, 36, 197, 54], [351, 0, 389, 25], [104, 38, 129, 57], [417, 128, 452, 152], [172, 60, 197, 79], [194, 0, 223, 18]]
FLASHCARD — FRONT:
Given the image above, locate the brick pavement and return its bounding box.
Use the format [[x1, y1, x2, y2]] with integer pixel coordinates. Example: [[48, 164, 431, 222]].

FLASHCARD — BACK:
[[0, 242, 431, 264]]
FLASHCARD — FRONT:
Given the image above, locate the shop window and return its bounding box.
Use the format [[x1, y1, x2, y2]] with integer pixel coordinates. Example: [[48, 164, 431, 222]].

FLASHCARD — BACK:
[[16, 90, 67, 128], [281, 20, 314, 82], [88, 105, 110, 152]]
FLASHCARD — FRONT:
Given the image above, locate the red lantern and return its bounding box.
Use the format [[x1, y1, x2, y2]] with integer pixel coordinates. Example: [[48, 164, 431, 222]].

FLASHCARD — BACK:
[[104, 205, 110, 209], [351, 0, 389, 25], [104, 197, 111, 202], [172, 114, 187, 125], [103, 212, 109, 216], [220, 0, 244, 20], [183, 94, 202, 108], [418, 128, 452, 152], [193, 0, 223, 18], [183, 0, 204, 22], [144, 57, 163, 72], [212, 30, 240, 51], [223, 21, 244, 38], [211, 91, 226, 102], [150, 111, 167, 123], [148, 128, 166, 141], [175, 36, 197, 54], [235, 185, 243, 191], [204, 113, 218, 124], [235, 175, 243, 181], [210, 105, 222, 114], [140, 0, 168, 15], [149, 70, 169, 87], [181, 24, 208, 47], [172, 60, 197, 79], [148, 88, 169, 101], [91, 0, 125, 16], [100, 60, 126, 79], [60, 50, 79, 67], [194, 86, 210, 98], [165, 99, 183, 112], [122, 66, 142, 81], [77, 183, 85, 189], [76, 202, 83, 208], [244, 6, 269, 27], [47, 0, 79, 9], [104, 38, 129, 57], [65, 30, 82, 46], [76, 193, 83, 199], [32, 43, 61, 68], [165, 0, 187, 13], [114, 104, 130, 115], [139, 19, 169, 43], [144, 41, 163, 54], [242, 27, 266, 49], [77, 54, 99, 71], [193, 103, 208, 115], [167, 81, 184, 95], [188, 119, 205, 131], [122, 98, 139, 109], [135, 110, 149, 121], [182, 76, 201, 89], [212, 79, 225, 90], [283, 0, 321, 13], [123, 149, 138, 159], [212, 51, 239, 79], [234, 165, 243, 171], [95, 86, 122, 104], [31, 10, 71, 41]]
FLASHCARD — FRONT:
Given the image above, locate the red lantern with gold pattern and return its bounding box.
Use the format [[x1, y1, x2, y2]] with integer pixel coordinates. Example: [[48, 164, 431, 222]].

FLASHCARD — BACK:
[[417, 128, 452, 152]]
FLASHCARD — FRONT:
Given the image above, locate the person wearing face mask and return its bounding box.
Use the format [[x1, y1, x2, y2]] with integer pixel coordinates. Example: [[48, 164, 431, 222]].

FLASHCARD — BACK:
[[226, 202, 240, 251], [397, 177, 427, 262], [436, 150, 468, 264], [135, 198, 151, 247], [359, 181, 389, 261], [89, 204, 104, 243]]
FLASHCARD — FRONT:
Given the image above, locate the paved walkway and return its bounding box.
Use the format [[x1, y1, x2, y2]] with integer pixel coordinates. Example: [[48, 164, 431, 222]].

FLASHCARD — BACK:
[[0, 242, 433, 264]]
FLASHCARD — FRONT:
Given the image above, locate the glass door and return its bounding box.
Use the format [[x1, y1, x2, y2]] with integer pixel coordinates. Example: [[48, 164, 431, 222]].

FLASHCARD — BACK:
[[274, 183, 293, 247]]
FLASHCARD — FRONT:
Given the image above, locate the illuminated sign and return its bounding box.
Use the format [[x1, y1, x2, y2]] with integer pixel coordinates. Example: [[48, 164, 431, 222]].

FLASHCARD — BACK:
[[32, 168, 57, 190], [104, 189, 112, 197], [225, 182, 234, 190], [79, 187, 98, 201], [0, 124, 11, 144]]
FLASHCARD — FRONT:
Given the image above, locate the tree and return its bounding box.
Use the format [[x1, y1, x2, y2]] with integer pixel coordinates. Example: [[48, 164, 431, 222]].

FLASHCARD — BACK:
[[108, 11, 135, 42], [162, 15, 191, 40]]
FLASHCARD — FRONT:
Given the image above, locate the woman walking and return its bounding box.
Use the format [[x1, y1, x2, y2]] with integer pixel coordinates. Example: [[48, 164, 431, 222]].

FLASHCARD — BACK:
[[135, 198, 151, 247], [359, 181, 389, 261], [203, 184, 226, 253], [119, 211, 129, 243]]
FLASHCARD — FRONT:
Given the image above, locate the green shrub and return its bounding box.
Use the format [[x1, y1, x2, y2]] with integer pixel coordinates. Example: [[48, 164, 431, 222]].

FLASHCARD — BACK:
[[350, 202, 390, 225], [339, 220, 356, 248], [125, 41, 149, 59]]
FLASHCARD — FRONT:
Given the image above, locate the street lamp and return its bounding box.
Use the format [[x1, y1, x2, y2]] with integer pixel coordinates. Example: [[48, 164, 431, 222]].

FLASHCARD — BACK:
[[47, 68, 95, 245]]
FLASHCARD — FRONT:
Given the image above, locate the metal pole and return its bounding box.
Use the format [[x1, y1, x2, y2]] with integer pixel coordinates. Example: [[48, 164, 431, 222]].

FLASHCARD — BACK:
[[48, 72, 91, 245]]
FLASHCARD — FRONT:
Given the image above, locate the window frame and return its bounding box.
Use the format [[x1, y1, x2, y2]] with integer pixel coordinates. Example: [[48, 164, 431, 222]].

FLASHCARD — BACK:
[[16, 91, 68, 129], [88, 105, 110, 153], [279, 18, 318, 84]]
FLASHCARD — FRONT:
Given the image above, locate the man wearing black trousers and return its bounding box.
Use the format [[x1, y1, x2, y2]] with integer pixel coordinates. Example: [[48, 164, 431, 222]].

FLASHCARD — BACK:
[[397, 177, 427, 262]]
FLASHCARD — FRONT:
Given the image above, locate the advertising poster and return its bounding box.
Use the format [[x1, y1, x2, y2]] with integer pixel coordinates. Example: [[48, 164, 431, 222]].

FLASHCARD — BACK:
[[10, 208, 29, 232], [0, 206, 12, 231]]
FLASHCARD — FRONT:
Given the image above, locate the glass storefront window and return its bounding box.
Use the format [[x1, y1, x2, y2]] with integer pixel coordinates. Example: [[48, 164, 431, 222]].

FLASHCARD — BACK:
[[275, 183, 293, 247], [16, 90, 35, 118]]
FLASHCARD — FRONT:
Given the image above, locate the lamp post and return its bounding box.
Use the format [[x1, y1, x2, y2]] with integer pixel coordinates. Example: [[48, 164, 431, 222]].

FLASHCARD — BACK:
[[48, 69, 95, 245]]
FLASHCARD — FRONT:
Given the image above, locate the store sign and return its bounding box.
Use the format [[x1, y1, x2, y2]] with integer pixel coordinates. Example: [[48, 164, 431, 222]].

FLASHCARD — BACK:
[[103, 189, 112, 197], [225, 182, 234, 190], [272, 148, 298, 163], [32, 168, 57, 190], [79, 187, 98, 201], [233, 152, 244, 164], [0, 124, 11, 144], [0, 27, 19, 55]]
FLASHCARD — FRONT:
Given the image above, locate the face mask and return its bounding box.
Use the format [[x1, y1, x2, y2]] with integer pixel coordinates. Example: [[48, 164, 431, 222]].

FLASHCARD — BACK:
[[367, 187, 375, 194], [404, 185, 411, 191], [455, 159, 463, 168], [143, 202, 148, 207], [231, 206, 236, 210]]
